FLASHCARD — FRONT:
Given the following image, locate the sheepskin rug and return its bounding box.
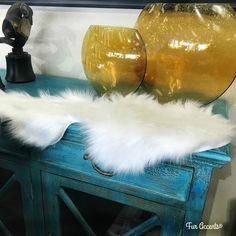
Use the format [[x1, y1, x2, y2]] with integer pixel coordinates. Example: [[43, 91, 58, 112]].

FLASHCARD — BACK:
[[0, 90, 234, 173]]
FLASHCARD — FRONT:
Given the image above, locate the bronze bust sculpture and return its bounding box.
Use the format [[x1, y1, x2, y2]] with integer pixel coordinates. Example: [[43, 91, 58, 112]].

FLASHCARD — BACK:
[[0, 2, 35, 83]]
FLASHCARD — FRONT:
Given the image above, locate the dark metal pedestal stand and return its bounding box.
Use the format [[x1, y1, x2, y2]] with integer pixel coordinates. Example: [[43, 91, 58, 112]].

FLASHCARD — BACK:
[[0, 77, 5, 90], [5, 48, 35, 83]]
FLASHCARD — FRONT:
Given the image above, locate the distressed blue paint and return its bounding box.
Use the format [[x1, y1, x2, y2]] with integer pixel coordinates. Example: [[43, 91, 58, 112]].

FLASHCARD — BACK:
[[38, 141, 193, 207], [0, 70, 231, 236], [0, 158, 44, 236], [0, 123, 29, 159], [123, 215, 159, 236], [0, 174, 16, 198], [0, 69, 95, 96], [59, 188, 96, 236]]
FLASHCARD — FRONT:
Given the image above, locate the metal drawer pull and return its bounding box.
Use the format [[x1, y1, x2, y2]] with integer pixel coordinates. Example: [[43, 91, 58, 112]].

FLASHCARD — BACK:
[[83, 153, 90, 160], [83, 154, 115, 177], [91, 162, 115, 177]]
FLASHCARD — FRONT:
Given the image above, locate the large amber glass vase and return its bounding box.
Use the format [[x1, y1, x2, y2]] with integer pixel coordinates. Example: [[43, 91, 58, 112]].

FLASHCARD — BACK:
[[82, 25, 146, 95], [136, 3, 236, 104]]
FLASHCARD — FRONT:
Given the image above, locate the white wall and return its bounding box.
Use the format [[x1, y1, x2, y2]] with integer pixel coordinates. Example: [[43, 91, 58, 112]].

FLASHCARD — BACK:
[[0, 5, 236, 236], [0, 5, 140, 79]]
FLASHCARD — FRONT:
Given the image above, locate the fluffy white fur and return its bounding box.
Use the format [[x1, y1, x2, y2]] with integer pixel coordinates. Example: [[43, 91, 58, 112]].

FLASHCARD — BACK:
[[0, 90, 234, 173]]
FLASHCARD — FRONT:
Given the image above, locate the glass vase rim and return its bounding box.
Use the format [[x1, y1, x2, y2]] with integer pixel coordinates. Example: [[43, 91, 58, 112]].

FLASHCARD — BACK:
[[138, 3, 235, 16]]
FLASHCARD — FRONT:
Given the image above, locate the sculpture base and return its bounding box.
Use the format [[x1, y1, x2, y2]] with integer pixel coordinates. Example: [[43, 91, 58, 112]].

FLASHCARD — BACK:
[[5, 51, 35, 83], [0, 77, 5, 90]]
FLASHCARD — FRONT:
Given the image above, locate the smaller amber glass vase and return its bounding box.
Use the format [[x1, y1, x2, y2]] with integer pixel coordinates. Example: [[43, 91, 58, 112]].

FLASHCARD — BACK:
[[82, 25, 146, 95]]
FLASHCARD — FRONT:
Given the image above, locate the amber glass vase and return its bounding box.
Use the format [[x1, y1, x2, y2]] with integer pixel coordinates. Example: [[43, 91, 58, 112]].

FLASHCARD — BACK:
[[135, 3, 236, 104], [82, 25, 146, 95]]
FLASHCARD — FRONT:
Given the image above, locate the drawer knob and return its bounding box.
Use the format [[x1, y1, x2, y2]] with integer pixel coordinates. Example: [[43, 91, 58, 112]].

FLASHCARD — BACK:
[[83, 153, 90, 160]]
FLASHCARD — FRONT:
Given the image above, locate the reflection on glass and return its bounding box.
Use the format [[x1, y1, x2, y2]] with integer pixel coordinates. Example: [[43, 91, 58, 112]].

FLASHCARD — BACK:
[[82, 25, 146, 95], [135, 3, 236, 104]]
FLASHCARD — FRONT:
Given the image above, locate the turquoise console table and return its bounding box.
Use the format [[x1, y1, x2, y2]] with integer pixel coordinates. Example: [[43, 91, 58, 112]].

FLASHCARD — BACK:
[[0, 70, 231, 236]]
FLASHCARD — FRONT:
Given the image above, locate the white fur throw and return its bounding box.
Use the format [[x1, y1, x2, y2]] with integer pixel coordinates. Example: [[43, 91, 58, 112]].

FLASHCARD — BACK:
[[0, 90, 234, 173]]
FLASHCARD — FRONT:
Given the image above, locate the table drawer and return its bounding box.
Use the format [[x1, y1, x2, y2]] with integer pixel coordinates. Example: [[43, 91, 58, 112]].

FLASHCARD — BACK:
[[36, 140, 193, 207]]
